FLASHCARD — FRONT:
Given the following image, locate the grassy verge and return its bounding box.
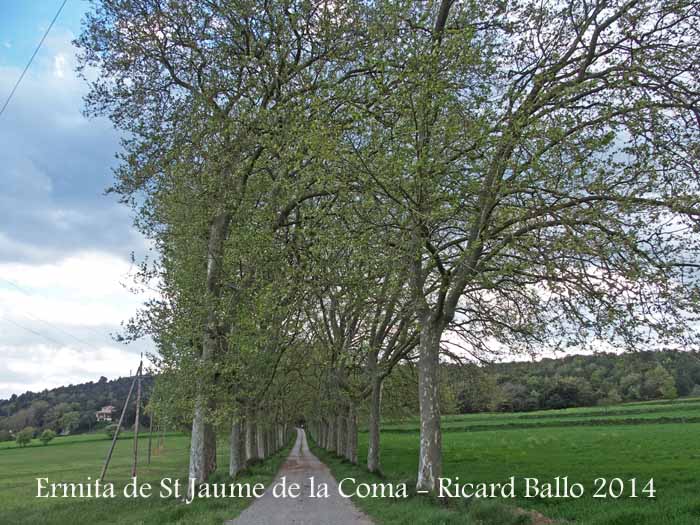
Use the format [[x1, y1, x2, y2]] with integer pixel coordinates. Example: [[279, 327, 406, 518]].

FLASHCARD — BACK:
[[358, 423, 700, 525], [308, 437, 534, 525], [0, 432, 292, 525]]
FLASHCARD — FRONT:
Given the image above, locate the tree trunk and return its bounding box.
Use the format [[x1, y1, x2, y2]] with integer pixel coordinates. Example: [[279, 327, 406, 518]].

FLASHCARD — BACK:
[[367, 375, 382, 473], [416, 319, 443, 493], [257, 423, 267, 459], [336, 412, 346, 457], [229, 419, 243, 477], [239, 419, 247, 468], [246, 416, 258, 461], [189, 397, 217, 486], [327, 417, 336, 452], [189, 212, 230, 486], [345, 405, 357, 464], [319, 420, 326, 448]]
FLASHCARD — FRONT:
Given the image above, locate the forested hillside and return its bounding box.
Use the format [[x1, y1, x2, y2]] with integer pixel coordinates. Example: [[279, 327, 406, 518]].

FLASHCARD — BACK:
[[450, 350, 700, 413], [3, 349, 698, 439], [0, 375, 153, 438]]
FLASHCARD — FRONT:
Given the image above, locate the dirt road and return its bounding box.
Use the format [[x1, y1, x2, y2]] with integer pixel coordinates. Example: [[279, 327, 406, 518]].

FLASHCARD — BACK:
[[226, 428, 373, 525]]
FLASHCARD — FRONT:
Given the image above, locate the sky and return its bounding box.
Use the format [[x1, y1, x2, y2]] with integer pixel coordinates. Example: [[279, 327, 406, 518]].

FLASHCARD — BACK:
[[0, 1, 154, 399]]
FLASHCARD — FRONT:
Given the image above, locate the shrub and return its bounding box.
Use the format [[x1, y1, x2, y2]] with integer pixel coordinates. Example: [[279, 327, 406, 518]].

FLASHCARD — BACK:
[[16, 427, 34, 447], [39, 429, 56, 446], [0, 430, 12, 442], [105, 424, 119, 439]]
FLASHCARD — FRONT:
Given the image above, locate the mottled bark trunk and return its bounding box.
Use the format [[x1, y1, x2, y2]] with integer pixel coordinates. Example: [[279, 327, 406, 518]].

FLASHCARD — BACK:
[[367, 375, 382, 473], [345, 405, 357, 464], [239, 419, 247, 467], [416, 319, 443, 493], [229, 419, 243, 477], [257, 423, 267, 459], [320, 420, 327, 448], [189, 397, 217, 486], [327, 417, 336, 452], [245, 416, 258, 461], [336, 412, 345, 457], [189, 212, 230, 487]]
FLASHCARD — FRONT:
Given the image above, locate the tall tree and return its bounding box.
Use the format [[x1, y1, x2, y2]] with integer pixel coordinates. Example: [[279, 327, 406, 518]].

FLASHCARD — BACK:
[[340, 0, 700, 491], [78, 0, 361, 484]]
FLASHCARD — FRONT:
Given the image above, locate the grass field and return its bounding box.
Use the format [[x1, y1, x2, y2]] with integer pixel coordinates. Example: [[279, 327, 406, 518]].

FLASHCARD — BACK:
[[1, 398, 699, 524], [314, 397, 700, 525], [0, 431, 291, 525]]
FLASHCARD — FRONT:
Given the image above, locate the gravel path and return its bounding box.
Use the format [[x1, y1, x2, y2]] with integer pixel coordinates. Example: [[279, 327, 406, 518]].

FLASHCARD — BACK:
[[226, 428, 374, 525]]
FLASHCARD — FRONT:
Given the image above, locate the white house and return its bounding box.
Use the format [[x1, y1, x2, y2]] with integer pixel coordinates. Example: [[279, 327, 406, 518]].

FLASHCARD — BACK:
[[96, 405, 116, 422]]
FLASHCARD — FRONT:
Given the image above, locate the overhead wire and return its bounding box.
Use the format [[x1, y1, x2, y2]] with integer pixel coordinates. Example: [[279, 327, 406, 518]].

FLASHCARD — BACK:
[[0, 0, 69, 118]]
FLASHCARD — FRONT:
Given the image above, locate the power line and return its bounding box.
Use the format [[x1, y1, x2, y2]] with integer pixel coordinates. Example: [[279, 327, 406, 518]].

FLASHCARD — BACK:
[[0, 315, 65, 347], [0, 276, 115, 347], [0, 0, 69, 119]]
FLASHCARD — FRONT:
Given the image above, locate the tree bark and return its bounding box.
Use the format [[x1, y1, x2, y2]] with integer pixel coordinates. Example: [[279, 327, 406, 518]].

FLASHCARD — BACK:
[[319, 419, 327, 448], [367, 375, 382, 472], [245, 416, 258, 461], [345, 405, 357, 464], [336, 412, 345, 457], [416, 318, 443, 492], [229, 419, 243, 477], [189, 211, 231, 486], [257, 423, 267, 460], [189, 397, 217, 486], [327, 417, 336, 452], [239, 419, 247, 468]]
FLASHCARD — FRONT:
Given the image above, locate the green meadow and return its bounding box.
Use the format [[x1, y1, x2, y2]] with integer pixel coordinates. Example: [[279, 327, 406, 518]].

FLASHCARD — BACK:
[[0, 432, 290, 525], [1, 398, 699, 524], [317, 398, 700, 525]]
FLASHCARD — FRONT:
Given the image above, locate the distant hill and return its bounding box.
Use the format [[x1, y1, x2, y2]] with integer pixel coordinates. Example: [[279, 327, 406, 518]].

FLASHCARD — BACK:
[[447, 349, 700, 413], [0, 375, 154, 438]]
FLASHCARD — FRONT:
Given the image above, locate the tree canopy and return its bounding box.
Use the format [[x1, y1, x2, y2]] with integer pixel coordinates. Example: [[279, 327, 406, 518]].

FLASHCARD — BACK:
[[76, 0, 700, 492]]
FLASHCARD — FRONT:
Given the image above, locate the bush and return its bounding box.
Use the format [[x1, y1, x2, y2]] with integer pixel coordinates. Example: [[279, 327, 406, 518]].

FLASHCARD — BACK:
[[16, 427, 34, 447], [0, 430, 13, 442], [105, 424, 119, 439], [39, 429, 56, 446]]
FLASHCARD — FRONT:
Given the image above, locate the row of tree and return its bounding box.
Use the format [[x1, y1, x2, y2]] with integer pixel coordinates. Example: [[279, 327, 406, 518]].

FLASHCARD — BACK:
[[76, 0, 700, 492]]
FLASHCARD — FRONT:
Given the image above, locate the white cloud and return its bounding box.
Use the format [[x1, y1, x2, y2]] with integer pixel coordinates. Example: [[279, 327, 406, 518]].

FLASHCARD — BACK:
[[0, 251, 155, 325], [0, 24, 155, 400], [0, 344, 141, 399], [0, 251, 156, 398], [53, 53, 67, 78]]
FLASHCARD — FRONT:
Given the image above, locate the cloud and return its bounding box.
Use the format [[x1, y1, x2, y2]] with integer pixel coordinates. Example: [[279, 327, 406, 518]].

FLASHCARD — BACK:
[[0, 27, 157, 399], [0, 28, 143, 265], [53, 53, 67, 78], [0, 251, 155, 399], [0, 344, 144, 399]]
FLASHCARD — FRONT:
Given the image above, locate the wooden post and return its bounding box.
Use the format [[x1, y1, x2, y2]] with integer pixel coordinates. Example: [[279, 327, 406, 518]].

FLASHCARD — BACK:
[[131, 360, 143, 478], [99, 362, 141, 482]]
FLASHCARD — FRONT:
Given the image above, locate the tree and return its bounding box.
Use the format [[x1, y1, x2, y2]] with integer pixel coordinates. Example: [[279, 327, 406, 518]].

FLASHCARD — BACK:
[[39, 429, 56, 446], [77, 0, 700, 495], [16, 427, 33, 447], [60, 411, 80, 434], [78, 0, 361, 488], [105, 424, 119, 440], [338, 0, 700, 491], [644, 366, 678, 400]]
